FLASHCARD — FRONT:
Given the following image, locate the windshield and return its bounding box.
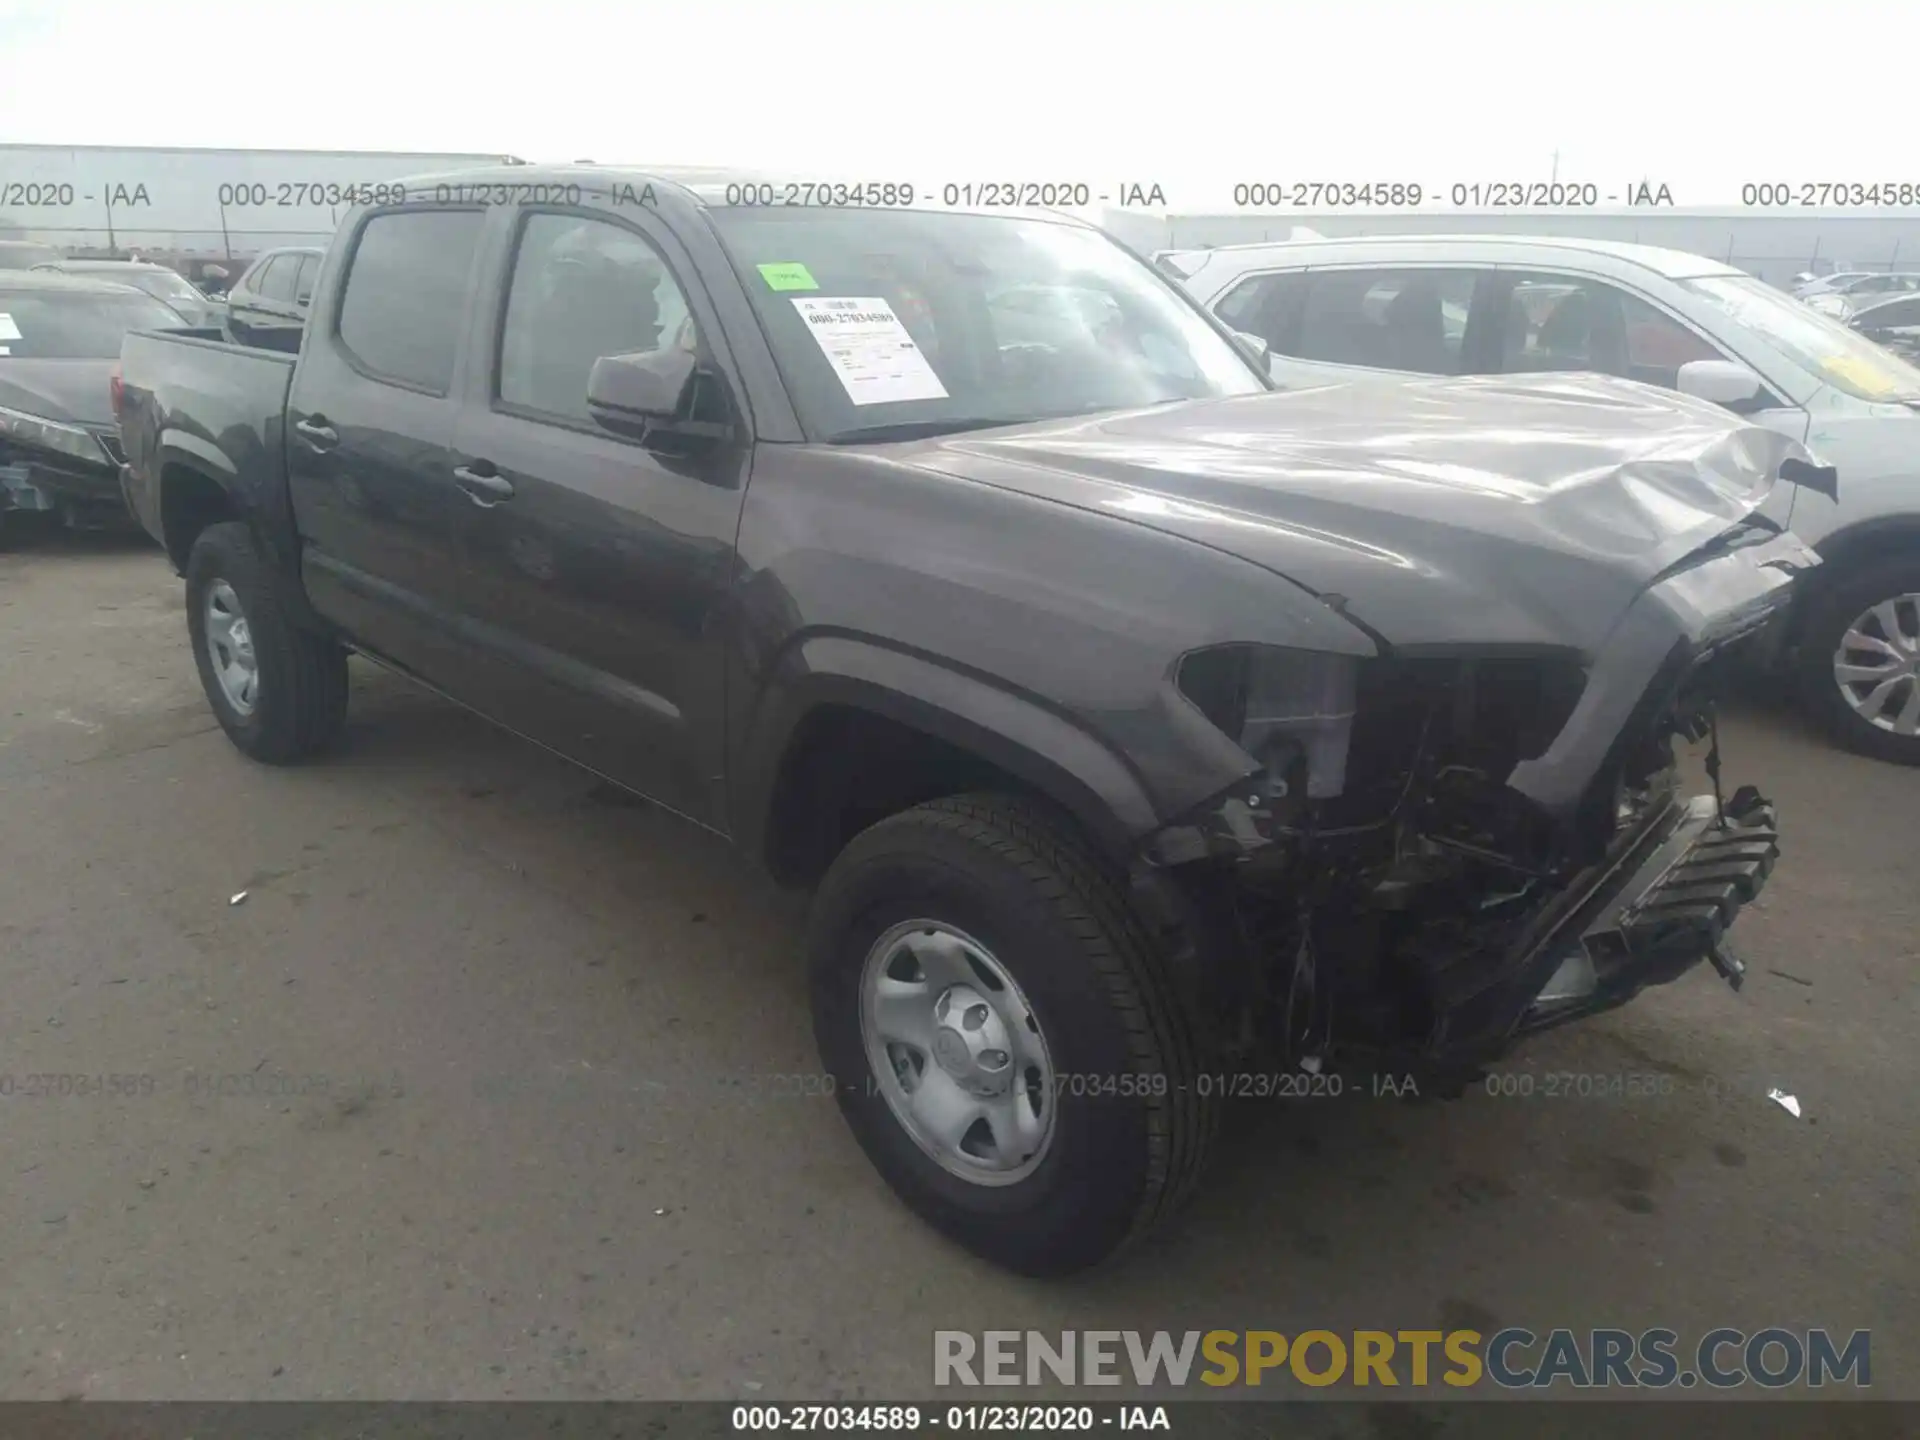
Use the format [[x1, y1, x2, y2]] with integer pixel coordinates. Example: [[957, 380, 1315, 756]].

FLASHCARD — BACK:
[[1683, 273, 1920, 402], [706, 208, 1267, 440], [0, 288, 186, 358], [125, 269, 206, 305]]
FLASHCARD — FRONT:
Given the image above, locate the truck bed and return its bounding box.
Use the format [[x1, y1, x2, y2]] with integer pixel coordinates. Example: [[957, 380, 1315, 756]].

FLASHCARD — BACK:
[[117, 327, 298, 568]]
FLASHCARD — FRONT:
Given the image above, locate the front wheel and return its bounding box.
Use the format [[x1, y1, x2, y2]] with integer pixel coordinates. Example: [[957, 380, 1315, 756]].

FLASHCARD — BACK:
[[1799, 554, 1920, 765], [807, 794, 1218, 1276], [186, 520, 349, 764]]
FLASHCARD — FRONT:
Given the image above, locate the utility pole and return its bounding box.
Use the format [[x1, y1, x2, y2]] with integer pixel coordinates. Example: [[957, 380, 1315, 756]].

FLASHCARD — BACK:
[[1550, 150, 1559, 183]]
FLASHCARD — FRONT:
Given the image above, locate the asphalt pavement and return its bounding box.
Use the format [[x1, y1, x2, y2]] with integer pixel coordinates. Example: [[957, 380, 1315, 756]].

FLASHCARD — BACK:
[[2, 530, 1914, 1406]]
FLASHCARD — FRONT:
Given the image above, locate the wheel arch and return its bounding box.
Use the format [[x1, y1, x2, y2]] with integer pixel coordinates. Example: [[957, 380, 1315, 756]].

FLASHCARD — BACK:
[[1783, 514, 1920, 655], [733, 636, 1165, 886], [155, 445, 242, 574]]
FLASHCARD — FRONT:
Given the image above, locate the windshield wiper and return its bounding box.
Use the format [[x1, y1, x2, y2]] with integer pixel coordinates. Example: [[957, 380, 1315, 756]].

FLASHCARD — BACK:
[[822, 417, 1035, 444]]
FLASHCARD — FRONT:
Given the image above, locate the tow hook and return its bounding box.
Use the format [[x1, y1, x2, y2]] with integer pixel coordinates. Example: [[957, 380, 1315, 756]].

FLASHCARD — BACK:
[[1708, 937, 1747, 991], [1706, 785, 1770, 992]]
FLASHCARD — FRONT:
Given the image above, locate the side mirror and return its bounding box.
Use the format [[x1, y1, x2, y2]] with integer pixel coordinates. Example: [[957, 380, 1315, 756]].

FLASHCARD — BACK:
[[1676, 359, 1764, 407], [588, 348, 695, 428], [1232, 329, 1271, 365], [587, 348, 727, 445]]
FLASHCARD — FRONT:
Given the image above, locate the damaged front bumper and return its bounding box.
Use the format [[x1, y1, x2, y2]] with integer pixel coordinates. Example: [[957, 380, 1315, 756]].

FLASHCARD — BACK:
[[1425, 786, 1779, 1064], [1135, 522, 1809, 1083]]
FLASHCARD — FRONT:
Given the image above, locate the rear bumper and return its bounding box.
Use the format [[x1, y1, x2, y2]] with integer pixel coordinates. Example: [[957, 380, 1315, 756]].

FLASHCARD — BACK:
[[1424, 787, 1779, 1065]]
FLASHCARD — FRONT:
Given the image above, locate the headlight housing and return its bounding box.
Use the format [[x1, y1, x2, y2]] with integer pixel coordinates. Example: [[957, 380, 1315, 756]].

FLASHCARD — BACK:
[[0, 404, 115, 467], [1177, 644, 1359, 798]]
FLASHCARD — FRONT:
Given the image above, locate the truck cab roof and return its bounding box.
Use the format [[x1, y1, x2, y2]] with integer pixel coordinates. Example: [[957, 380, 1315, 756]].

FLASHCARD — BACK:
[[388, 163, 1090, 229]]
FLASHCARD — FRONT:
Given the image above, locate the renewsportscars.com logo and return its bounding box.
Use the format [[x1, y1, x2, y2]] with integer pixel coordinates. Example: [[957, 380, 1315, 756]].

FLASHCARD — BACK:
[[933, 1328, 1871, 1390]]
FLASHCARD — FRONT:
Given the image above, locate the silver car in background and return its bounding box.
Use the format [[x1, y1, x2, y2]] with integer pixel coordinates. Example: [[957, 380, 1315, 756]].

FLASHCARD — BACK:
[[1798, 271, 1920, 320], [1172, 234, 1920, 764]]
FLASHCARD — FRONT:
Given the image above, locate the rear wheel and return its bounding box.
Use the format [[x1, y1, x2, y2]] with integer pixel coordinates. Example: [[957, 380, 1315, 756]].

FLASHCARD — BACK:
[[1799, 554, 1920, 765], [808, 793, 1218, 1276], [186, 521, 348, 763]]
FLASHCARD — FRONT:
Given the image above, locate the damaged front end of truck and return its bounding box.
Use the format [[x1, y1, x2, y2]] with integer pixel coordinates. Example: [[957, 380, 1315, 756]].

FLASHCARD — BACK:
[[1134, 517, 1818, 1093]]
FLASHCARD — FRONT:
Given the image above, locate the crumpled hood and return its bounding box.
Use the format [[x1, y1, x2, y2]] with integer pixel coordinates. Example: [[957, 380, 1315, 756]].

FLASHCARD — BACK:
[[0, 359, 116, 428], [898, 373, 1815, 653]]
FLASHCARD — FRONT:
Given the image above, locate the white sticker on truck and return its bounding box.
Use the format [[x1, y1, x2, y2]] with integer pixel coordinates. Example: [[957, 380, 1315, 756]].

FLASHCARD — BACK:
[[0, 314, 21, 342], [791, 296, 948, 406]]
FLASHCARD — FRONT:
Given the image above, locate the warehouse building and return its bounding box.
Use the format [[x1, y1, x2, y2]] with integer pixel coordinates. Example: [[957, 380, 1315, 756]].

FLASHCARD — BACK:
[[0, 144, 523, 266]]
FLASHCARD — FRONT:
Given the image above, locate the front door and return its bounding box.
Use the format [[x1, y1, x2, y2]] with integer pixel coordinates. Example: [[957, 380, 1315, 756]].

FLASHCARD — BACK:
[[447, 206, 751, 829]]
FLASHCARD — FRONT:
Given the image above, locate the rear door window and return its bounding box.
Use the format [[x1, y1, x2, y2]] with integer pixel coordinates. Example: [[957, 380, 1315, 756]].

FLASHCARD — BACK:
[[256, 255, 298, 304], [241, 255, 279, 300], [336, 211, 486, 394]]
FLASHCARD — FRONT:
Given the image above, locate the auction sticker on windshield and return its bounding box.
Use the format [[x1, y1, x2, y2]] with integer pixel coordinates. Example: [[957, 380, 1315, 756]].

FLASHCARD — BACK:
[[792, 296, 949, 406], [758, 262, 818, 292], [1819, 352, 1912, 400]]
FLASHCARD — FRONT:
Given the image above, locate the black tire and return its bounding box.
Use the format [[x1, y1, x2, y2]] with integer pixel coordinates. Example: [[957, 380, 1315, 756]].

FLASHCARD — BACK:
[[1797, 553, 1920, 765], [185, 520, 348, 764], [808, 793, 1218, 1276]]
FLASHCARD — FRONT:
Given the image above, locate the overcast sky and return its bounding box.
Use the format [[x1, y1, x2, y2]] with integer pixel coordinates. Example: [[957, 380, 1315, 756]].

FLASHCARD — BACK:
[[1, 0, 1910, 209]]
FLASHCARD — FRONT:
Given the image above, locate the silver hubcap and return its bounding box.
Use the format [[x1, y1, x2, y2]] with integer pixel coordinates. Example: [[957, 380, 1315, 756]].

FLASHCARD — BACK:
[[1833, 593, 1920, 736], [859, 920, 1056, 1186], [204, 580, 259, 716]]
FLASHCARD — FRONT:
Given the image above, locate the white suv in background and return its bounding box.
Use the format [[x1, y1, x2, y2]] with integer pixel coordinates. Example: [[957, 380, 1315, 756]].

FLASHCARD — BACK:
[[1170, 235, 1920, 764]]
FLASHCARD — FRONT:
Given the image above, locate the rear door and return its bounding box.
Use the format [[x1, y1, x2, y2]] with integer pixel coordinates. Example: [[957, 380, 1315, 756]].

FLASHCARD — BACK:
[[446, 204, 753, 828], [286, 207, 491, 688]]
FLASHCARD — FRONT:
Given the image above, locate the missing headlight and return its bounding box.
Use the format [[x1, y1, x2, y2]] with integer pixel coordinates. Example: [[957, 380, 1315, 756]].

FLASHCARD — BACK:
[[1177, 645, 1359, 798]]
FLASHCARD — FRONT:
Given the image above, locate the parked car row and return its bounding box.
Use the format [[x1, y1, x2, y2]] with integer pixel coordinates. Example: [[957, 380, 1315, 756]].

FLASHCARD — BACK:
[[0, 271, 191, 530], [30, 259, 225, 327], [108, 167, 1829, 1275], [1847, 292, 1920, 362], [0, 239, 65, 270], [1166, 234, 1920, 764], [1792, 269, 1920, 323], [1, 243, 328, 536]]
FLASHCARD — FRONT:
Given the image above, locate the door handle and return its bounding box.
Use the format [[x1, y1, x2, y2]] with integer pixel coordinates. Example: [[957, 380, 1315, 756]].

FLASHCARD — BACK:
[[453, 464, 515, 505], [293, 417, 338, 449]]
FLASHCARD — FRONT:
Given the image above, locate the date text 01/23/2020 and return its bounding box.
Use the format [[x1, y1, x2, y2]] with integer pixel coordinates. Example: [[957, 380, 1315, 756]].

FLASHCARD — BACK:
[[731, 1405, 1171, 1432]]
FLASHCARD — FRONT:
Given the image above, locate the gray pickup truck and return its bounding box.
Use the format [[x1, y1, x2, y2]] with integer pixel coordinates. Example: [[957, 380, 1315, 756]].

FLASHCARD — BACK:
[[117, 168, 1816, 1275]]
